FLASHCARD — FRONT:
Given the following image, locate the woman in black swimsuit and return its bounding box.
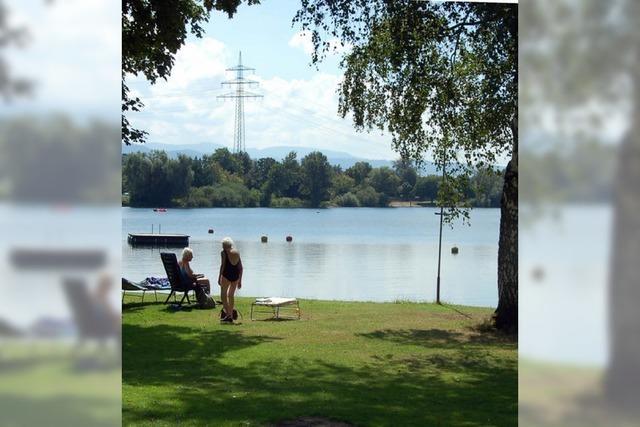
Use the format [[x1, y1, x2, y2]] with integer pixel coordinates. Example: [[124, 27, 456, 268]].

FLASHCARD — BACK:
[[218, 237, 243, 322]]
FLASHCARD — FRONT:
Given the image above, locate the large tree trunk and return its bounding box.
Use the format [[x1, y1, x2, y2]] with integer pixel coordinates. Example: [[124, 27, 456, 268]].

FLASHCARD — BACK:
[[605, 116, 640, 409], [494, 150, 518, 333]]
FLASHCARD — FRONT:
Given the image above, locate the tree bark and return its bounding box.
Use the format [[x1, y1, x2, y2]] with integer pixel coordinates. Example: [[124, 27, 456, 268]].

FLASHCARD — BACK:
[[494, 150, 518, 333], [605, 113, 640, 409]]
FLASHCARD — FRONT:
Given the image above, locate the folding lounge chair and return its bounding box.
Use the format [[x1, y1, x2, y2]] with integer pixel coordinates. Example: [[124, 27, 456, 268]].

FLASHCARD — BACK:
[[160, 252, 197, 306], [62, 278, 120, 343], [121, 277, 159, 303], [251, 297, 300, 320]]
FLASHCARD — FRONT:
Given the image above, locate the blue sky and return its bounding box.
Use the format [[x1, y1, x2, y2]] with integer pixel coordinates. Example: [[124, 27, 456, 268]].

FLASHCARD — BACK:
[[124, 1, 398, 160], [203, 1, 344, 80], [3, 1, 536, 163]]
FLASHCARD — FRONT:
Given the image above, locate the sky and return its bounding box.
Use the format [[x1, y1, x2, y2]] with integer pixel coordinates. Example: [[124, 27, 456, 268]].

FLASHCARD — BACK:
[[0, 0, 534, 164], [124, 1, 399, 160], [2, 0, 120, 122]]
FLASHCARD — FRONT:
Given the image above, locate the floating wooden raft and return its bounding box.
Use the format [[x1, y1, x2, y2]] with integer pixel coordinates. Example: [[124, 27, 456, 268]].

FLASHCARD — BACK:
[[127, 233, 189, 247]]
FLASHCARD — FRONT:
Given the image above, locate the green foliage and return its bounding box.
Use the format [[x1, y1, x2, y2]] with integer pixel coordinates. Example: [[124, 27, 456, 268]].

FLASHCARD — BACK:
[[123, 151, 183, 207], [280, 151, 302, 198], [414, 175, 440, 202], [294, 1, 517, 223], [1, 117, 120, 204], [248, 157, 277, 190], [520, 140, 615, 205], [472, 167, 503, 207], [393, 159, 418, 188], [179, 182, 259, 208], [122, 149, 503, 209], [354, 185, 383, 207], [330, 173, 356, 198], [300, 151, 333, 208], [270, 197, 305, 208], [264, 152, 301, 199], [345, 161, 372, 185], [367, 167, 400, 199], [333, 192, 360, 207], [211, 147, 241, 175], [122, 0, 260, 144]]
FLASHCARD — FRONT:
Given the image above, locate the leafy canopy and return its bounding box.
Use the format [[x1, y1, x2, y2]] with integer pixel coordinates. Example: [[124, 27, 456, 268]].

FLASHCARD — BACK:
[[294, 1, 517, 220], [122, 0, 260, 145]]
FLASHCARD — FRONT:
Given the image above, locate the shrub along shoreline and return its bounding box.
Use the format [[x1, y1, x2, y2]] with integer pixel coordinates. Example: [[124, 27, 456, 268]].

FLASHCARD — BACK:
[[122, 148, 503, 209]]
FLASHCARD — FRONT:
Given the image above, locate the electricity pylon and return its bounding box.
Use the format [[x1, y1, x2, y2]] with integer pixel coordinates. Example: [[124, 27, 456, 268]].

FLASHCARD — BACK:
[[217, 51, 263, 153]]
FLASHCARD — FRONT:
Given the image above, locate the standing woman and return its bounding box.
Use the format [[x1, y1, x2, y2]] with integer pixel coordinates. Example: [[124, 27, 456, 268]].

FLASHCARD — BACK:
[[218, 237, 242, 322]]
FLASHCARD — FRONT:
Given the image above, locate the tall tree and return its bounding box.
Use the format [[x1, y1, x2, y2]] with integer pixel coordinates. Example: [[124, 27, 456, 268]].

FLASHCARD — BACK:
[[248, 157, 277, 189], [522, 0, 640, 408], [294, 0, 517, 331], [212, 147, 241, 174], [281, 151, 302, 198], [346, 161, 373, 185], [368, 167, 401, 201], [414, 175, 440, 203], [122, 0, 259, 145], [300, 151, 332, 207]]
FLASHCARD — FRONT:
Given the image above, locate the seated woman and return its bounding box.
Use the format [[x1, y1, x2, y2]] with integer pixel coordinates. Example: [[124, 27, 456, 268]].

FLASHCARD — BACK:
[[218, 237, 243, 323], [178, 247, 210, 293]]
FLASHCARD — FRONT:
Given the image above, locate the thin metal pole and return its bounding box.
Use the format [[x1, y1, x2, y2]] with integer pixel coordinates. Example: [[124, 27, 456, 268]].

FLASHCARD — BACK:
[[436, 152, 446, 305]]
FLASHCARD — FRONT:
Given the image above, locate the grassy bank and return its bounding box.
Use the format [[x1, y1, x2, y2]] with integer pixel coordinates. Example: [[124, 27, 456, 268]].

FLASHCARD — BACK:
[[519, 360, 640, 427], [123, 297, 517, 426], [0, 343, 121, 426]]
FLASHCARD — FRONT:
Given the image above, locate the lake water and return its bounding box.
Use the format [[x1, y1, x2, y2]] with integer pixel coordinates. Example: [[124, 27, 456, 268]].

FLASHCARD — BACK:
[[122, 207, 500, 307]]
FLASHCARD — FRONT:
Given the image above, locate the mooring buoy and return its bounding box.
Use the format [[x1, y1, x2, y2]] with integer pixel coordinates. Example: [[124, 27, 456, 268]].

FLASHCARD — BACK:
[[261, 235, 268, 243], [208, 229, 214, 234], [286, 235, 293, 242], [451, 246, 459, 254]]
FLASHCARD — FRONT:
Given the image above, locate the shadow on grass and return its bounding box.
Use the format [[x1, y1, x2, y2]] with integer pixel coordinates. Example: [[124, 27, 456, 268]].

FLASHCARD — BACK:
[[123, 324, 516, 426], [122, 301, 165, 312], [357, 327, 517, 349], [0, 393, 120, 427], [440, 303, 474, 319]]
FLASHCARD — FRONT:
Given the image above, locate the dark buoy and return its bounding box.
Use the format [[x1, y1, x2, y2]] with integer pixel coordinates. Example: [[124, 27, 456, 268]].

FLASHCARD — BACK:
[[532, 266, 545, 282], [286, 235, 293, 242], [261, 235, 268, 243], [451, 246, 459, 254], [208, 228, 214, 234]]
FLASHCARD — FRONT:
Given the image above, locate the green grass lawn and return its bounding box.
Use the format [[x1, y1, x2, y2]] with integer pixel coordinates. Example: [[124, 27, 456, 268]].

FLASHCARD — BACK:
[[0, 343, 121, 426], [519, 360, 640, 427], [123, 297, 517, 426]]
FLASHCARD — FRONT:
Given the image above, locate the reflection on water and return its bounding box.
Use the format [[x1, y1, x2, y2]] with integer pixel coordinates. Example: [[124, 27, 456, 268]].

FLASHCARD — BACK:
[[123, 207, 500, 307], [520, 205, 610, 366]]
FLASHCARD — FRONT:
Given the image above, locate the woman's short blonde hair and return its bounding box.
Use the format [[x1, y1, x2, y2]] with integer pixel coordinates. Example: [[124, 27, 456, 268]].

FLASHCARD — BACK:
[[181, 247, 193, 260], [221, 237, 234, 249]]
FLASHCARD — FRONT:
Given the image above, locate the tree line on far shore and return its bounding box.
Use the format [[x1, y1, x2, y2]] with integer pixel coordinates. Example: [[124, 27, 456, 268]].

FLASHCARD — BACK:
[[122, 148, 503, 209]]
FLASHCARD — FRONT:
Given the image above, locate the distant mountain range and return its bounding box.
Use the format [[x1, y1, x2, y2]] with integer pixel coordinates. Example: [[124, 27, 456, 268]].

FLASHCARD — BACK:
[[122, 142, 440, 174]]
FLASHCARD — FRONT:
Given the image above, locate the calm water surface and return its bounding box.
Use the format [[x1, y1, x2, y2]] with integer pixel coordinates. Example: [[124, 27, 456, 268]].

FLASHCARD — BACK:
[[123, 207, 500, 307]]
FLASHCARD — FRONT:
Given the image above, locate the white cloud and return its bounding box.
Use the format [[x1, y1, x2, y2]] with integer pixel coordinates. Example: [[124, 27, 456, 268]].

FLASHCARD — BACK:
[[153, 38, 228, 91], [288, 31, 315, 56], [288, 31, 352, 58], [128, 36, 394, 159], [4, 0, 120, 119]]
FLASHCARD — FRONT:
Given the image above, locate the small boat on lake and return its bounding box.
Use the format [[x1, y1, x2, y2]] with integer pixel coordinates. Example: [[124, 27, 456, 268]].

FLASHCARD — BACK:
[[153, 208, 167, 212]]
